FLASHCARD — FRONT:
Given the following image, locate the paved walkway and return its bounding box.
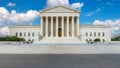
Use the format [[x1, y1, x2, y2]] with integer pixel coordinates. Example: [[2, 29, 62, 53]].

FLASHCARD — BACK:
[[0, 54, 120, 68], [0, 44, 120, 54]]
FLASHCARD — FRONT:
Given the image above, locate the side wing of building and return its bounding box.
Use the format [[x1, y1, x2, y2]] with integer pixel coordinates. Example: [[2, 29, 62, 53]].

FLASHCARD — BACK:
[[80, 25, 111, 43], [10, 26, 41, 43]]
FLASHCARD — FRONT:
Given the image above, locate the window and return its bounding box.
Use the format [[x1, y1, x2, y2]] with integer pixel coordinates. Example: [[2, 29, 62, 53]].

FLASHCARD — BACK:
[[86, 32, 88, 36], [102, 32, 105, 36], [90, 32, 92, 36], [89, 39, 92, 42], [28, 32, 30, 37], [103, 39, 105, 42], [98, 32, 100, 36], [32, 32, 34, 36], [28, 39, 31, 41], [94, 32, 96, 37], [86, 39, 88, 42], [16, 32, 18, 36], [32, 39, 34, 41], [20, 32, 22, 37], [24, 32, 26, 37]]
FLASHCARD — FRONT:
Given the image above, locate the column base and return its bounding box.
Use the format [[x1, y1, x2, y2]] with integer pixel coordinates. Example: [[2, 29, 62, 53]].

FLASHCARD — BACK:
[[39, 37, 81, 44]]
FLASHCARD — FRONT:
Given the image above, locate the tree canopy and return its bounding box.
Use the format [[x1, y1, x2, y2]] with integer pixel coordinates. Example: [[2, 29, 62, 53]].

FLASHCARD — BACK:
[[94, 38, 100, 42], [112, 36, 120, 41], [0, 36, 25, 41]]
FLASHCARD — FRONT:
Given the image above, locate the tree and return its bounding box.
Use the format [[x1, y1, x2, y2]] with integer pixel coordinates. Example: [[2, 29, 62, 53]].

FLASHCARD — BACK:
[[20, 38, 25, 41], [112, 36, 120, 41], [0, 36, 25, 42], [94, 38, 100, 42]]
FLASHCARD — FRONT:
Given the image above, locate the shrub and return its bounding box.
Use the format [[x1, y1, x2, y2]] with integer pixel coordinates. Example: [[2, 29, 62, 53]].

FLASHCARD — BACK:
[[112, 36, 120, 41], [94, 38, 100, 42], [0, 36, 25, 41]]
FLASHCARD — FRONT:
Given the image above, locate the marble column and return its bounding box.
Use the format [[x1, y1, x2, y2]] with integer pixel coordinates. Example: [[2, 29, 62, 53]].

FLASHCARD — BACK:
[[56, 17, 58, 37], [41, 16, 43, 36], [72, 16, 74, 37], [46, 16, 48, 37], [62, 16, 64, 37], [51, 17, 53, 37], [77, 16, 79, 37], [67, 16, 69, 37]]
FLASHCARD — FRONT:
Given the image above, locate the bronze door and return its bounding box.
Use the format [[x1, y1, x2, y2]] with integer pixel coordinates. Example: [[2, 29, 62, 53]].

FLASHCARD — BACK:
[[58, 28, 62, 37]]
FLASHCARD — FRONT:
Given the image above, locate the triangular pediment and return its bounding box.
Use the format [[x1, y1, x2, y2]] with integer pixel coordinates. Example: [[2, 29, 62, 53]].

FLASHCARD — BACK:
[[40, 6, 80, 13]]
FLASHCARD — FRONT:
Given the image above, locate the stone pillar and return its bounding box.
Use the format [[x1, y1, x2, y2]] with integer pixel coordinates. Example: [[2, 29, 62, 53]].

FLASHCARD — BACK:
[[56, 17, 58, 37], [67, 16, 69, 37], [40, 16, 43, 36], [77, 16, 80, 37], [62, 16, 64, 37], [51, 17, 53, 37], [72, 16, 74, 37], [46, 16, 48, 37]]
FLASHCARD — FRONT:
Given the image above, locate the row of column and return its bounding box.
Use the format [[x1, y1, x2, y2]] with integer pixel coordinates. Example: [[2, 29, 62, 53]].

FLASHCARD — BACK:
[[41, 16, 79, 37]]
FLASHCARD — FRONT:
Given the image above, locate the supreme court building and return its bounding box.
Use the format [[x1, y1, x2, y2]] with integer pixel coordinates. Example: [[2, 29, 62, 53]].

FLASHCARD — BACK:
[[10, 6, 111, 44]]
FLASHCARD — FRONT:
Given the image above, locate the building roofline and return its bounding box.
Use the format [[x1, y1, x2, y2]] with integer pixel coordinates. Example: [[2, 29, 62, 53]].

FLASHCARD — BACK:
[[10, 25, 40, 28], [80, 25, 110, 28], [39, 5, 80, 13], [10, 25, 110, 28]]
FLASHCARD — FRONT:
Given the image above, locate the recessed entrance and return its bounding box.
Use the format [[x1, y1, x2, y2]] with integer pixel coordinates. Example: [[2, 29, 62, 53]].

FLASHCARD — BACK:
[[58, 28, 62, 37]]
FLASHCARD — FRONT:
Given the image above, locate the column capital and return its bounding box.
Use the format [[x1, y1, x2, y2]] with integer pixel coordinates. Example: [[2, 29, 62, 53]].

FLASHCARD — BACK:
[[45, 16, 49, 18], [50, 16, 54, 18], [77, 16, 80, 18], [72, 16, 75, 18], [66, 16, 70, 18], [60, 16, 64, 18], [54, 16, 58, 18], [61, 16, 64, 18], [51, 16, 54, 19]]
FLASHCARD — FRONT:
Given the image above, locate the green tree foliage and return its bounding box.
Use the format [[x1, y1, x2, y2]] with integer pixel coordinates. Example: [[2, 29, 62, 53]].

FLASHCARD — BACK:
[[112, 36, 120, 41], [94, 38, 100, 42], [0, 36, 25, 41]]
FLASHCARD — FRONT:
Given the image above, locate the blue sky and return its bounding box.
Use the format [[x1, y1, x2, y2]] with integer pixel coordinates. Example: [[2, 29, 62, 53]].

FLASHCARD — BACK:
[[0, 0, 120, 36]]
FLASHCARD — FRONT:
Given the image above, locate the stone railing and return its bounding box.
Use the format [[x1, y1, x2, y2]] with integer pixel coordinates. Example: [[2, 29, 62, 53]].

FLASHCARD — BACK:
[[0, 41, 22, 44], [110, 41, 120, 44]]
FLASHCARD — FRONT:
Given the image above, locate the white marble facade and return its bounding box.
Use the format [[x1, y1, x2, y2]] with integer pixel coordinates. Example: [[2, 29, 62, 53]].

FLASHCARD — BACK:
[[10, 6, 111, 44]]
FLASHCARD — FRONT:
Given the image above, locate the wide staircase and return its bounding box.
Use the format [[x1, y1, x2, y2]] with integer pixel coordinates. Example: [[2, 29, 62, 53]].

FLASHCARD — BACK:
[[39, 37, 81, 44]]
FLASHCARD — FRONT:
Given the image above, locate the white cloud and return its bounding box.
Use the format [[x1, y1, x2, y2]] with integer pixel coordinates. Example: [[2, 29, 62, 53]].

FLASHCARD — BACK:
[[7, 2, 16, 7], [71, 3, 84, 9], [0, 26, 9, 35], [86, 12, 93, 17], [93, 19, 120, 36], [9, 10, 39, 24], [47, 0, 69, 7], [106, 2, 114, 6], [0, 7, 39, 35], [0, 7, 9, 26], [86, 8, 101, 16], [46, 0, 84, 9]]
